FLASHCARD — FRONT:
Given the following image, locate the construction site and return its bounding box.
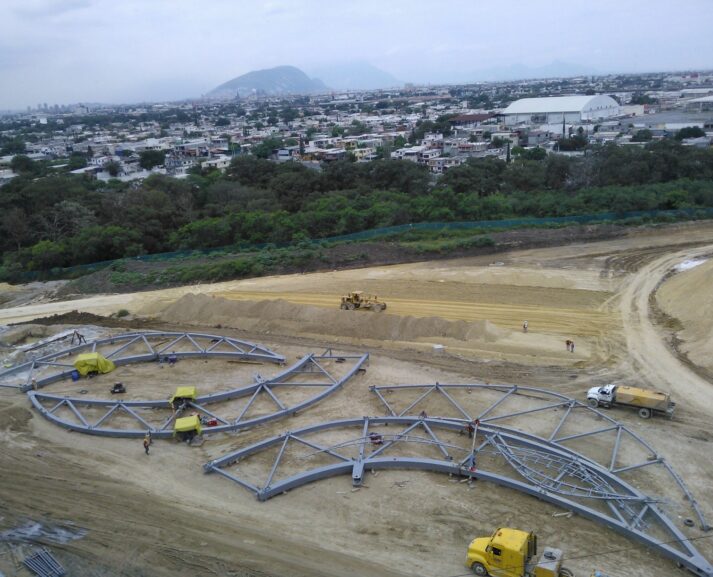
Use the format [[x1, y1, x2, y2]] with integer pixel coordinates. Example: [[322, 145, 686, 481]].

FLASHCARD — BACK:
[[2, 220, 713, 577]]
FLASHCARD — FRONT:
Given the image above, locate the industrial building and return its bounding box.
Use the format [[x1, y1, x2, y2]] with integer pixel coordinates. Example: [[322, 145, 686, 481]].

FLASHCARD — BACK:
[[502, 95, 620, 126]]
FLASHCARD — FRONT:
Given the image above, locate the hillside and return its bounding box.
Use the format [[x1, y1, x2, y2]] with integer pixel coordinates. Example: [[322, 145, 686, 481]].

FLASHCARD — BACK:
[[208, 65, 328, 98]]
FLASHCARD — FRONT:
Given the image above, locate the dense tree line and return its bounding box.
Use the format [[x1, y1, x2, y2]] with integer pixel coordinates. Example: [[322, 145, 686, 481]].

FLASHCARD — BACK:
[[2, 141, 713, 276]]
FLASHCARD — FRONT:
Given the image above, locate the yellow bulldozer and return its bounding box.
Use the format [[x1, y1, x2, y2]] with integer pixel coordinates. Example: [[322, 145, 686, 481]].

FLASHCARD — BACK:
[[339, 291, 387, 312]]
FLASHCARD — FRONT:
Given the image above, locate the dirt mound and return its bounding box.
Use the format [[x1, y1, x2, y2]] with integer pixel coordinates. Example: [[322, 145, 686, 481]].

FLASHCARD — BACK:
[[0, 402, 33, 432], [15, 310, 153, 329], [656, 258, 713, 372], [161, 293, 508, 344]]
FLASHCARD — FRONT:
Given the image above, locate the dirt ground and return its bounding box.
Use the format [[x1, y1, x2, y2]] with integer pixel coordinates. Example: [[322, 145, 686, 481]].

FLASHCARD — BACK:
[[2, 220, 713, 577]]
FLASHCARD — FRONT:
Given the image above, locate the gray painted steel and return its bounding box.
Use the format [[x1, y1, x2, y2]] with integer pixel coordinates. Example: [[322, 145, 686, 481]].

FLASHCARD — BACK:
[[370, 382, 710, 532], [28, 352, 368, 437], [204, 416, 713, 577], [0, 332, 284, 391]]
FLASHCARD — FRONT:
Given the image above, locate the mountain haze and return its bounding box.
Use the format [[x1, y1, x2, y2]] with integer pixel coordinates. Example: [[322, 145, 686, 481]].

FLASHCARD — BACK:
[[309, 62, 400, 90], [208, 65, 328, 98]]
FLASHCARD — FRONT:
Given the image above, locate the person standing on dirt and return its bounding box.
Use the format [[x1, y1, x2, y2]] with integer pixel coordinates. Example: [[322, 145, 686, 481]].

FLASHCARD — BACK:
[[523, 320, 528, 333], [570, 340, 575, 353], [566, 339, 572, 351], [143, 433, 151, 455]]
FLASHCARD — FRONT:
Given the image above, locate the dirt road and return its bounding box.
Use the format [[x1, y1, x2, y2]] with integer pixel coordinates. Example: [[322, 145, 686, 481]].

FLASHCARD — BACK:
[[618, 243, 713, 407]]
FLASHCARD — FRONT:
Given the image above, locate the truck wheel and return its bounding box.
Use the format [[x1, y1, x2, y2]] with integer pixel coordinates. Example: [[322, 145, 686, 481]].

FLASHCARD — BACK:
[[340, 303, 347, 310], [471, 563, 488, 576], [638, 407, 652, 419], [347, 303, 355, 310], [587, 398, 599, 408]]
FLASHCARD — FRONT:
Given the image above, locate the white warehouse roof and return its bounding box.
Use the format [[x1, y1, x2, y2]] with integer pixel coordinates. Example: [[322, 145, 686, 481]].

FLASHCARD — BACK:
[[503, 95, 619, 114]]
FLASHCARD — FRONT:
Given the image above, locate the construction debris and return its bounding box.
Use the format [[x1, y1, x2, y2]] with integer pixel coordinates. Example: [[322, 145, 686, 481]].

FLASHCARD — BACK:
[[22, 548, 65, 577]]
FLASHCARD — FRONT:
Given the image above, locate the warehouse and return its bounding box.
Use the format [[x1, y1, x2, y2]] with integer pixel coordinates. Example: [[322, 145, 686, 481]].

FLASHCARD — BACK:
[[502, 94, 620, 126]]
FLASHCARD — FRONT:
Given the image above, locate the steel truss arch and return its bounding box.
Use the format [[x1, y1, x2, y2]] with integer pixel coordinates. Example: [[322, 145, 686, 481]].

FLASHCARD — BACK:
[[28, 351, 368, 438], [369, 382, 709, 532], [204, 416, 713, 577], [0, 332, 285, 391]]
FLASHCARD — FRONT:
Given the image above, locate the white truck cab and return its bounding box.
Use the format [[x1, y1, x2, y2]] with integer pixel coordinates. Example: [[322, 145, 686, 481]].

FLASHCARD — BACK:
[[587, 384, 615, 408]]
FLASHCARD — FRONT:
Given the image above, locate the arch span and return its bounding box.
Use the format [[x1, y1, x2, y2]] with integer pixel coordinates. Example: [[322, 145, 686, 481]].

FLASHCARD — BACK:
[[0, 331, 284, 390], [204, 416, 713, 577]]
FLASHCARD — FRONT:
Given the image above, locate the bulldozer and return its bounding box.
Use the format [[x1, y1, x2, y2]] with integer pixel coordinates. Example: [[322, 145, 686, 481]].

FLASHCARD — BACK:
[[339, 291, 386, 312], [466, 528, 574, 577]]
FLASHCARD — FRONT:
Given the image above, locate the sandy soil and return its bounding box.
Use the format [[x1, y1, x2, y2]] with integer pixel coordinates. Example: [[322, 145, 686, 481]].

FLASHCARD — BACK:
[[2, 220, 713, 577]]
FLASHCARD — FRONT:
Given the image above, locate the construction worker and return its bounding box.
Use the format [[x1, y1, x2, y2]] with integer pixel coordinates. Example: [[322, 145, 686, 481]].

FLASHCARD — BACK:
[[570, 340, 575, 353], [523, 320, 528, 333], [369, 432, 384, 446], [566, 339, 572, 351], [143, 434, 151, 455]]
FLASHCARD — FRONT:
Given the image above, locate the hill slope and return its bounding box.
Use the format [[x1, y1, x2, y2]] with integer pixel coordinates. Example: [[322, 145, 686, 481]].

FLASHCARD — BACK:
[[208, 65, 328, 98], [309, 62, 400, 90]]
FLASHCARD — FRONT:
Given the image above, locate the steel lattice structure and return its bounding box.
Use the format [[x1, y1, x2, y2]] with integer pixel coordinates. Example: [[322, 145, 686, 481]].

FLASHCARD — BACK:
[[0, 332, 284, 390], [204, 416, 713, 577], [28, 351, 368, 437], [370, 383, 709, 532]]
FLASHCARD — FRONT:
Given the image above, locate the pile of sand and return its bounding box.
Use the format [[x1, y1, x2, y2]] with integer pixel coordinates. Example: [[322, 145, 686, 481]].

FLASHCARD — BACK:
[[656, 258, 713, 372], [160, 293, 508, 344]]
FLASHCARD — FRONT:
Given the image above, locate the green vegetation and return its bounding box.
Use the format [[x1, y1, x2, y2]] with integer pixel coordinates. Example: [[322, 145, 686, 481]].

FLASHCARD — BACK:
[[3, 141, 713, 283]]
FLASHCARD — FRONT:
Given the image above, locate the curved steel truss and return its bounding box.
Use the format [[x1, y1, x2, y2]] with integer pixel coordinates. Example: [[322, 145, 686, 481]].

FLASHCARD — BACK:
[[370, 383, 709, 532], [28, 351, 368, 438], [204, 416, 713, 577], [0, 332, 284, 390]]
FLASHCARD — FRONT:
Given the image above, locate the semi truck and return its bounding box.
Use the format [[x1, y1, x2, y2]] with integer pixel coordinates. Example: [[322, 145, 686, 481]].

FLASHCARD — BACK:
[[586, 384, 675, 419], [466, 527, 574, 577]]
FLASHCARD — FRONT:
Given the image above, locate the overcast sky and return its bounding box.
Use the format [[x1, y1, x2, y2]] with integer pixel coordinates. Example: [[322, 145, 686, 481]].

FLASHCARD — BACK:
[[2, 0, 713, 110]]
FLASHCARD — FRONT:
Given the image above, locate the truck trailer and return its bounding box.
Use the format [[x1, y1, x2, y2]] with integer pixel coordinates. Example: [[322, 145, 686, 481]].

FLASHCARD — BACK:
[[586, 384, 675, 419]]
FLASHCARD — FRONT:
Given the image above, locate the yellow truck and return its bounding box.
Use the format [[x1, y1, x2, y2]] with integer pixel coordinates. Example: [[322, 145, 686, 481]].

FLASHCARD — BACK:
[[466, 528, 574, 577], [586, 384, 675, 419]]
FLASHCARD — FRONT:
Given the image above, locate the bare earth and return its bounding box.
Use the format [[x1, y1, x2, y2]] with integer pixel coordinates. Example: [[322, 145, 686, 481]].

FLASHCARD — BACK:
[[2, 221, 713, 577]]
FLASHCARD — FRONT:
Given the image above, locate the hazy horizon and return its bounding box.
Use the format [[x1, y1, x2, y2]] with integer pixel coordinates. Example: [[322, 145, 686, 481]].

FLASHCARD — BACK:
[[2, 0, 713, 110]]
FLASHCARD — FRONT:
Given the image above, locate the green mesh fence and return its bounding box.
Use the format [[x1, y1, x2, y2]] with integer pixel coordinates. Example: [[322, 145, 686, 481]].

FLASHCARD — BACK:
[[9, 207, 713, 282]]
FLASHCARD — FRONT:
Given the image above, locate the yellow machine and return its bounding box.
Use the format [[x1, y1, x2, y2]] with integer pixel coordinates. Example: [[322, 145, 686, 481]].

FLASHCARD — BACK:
[[73, 353, 116, 376], [339, 291, 386, 312], [169, 386, 197, 410], [174, 415, 202, 442], [466, 528, 574, 577]]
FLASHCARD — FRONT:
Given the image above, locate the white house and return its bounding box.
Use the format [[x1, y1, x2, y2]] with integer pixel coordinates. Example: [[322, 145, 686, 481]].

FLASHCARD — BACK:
[[502, 95, 620, 127]]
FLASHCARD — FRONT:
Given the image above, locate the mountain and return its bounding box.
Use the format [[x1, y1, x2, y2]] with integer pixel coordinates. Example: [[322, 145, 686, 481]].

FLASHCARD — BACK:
[[208, 65, 328, 99], [308, 62, 400, 90]]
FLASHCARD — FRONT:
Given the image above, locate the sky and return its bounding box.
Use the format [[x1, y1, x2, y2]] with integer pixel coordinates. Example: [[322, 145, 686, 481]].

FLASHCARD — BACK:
[[2, 0, 713, 110]]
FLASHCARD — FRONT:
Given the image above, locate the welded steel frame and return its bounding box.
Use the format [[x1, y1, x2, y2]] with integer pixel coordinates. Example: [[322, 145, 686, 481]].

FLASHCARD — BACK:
[[204, 416, 713, 577], [370, 382, 710, 532], [0, 332, 284, 391], [27, 351, 368, 438]]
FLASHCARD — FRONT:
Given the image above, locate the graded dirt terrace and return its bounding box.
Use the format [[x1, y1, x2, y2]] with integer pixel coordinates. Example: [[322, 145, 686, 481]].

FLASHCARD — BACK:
[[2, 221, 713, 577]]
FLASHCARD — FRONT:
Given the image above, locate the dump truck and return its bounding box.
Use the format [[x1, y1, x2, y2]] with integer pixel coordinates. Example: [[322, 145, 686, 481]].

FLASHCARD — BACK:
[[586, 384, 675, 419], [466, 528, 574, 577], [339, 291, 386, 312]]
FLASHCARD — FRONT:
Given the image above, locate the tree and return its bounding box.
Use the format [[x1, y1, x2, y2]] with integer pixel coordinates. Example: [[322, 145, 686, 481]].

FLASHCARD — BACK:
[[215, 117, 230, 127], [1, 207, 32, 250], [675, 126, 705, 141], [0, 137, 26, 155], [631, 129, 653, 143], [139, 149, 166, 169], [10, 155, 36, 174], [67, 153, 88, 170], [104, 160, 121, 177]]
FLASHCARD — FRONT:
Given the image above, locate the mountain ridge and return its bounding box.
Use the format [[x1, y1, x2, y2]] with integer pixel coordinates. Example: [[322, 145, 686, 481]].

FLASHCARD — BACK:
[[208, 65, 328, 98]]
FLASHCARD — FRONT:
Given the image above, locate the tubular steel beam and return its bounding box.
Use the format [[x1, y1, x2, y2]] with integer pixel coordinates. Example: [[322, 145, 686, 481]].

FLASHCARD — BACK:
[[0, 332, 285, 391], [27, 352, 369, 438], [368, 382, 708, 532], [204, 416, 713, 577]]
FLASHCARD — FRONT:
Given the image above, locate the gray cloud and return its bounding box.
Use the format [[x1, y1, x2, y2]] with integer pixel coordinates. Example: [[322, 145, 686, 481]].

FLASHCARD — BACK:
[[1, 0, 712, 109]]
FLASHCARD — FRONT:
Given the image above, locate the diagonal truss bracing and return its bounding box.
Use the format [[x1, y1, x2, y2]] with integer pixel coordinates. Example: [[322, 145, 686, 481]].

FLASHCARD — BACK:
[[369, 382, 710, 533], [0, 332, 284, 391], [27, 351, 368, 437], [203, 416, 713, 577]]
